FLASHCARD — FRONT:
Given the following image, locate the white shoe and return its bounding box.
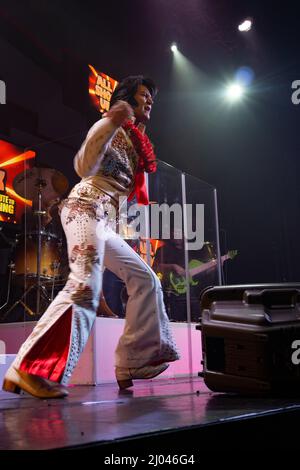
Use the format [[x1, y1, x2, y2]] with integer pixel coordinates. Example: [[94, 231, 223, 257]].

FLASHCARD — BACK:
[[116, 363, 169, 389]]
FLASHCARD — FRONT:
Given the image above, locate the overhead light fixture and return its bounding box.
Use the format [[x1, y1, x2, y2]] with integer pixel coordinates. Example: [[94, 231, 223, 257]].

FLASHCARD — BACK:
[[170, 43, 178, 52], [225, 83, 245, 102], [238, 18, 252, 32]]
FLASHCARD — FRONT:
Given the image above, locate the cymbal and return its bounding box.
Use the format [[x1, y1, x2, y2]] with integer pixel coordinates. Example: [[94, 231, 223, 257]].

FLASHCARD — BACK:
[[13, 166, 69, 203]]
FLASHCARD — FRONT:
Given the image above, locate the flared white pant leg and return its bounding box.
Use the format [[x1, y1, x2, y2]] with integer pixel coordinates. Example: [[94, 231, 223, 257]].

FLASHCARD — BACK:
[[10, 200, 105, 384], [103, 235, 180, 368]]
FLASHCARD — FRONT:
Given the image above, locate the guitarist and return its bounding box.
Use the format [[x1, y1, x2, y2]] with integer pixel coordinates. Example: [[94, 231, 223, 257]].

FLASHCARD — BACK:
[[153, 238, 218, 322]]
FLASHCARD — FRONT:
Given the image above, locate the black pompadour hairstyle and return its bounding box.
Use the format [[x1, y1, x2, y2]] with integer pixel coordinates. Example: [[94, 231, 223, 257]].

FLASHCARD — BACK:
[[109, 75, 157, 109]]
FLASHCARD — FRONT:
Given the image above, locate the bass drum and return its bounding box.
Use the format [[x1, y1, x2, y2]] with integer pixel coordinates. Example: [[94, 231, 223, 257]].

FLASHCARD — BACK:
[[14, 230, 63, 282]]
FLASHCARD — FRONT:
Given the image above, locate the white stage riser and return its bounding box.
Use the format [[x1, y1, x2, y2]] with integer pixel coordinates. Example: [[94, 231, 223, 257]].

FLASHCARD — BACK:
[[0, 318, 202, 385]]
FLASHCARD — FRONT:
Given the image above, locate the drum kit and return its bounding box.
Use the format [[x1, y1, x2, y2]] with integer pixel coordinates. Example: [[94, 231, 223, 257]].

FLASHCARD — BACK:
[[1, 166, 69, 318]]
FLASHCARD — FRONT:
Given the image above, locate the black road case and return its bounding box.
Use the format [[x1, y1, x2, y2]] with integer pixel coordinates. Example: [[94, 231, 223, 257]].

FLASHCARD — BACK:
[[199, 284, 300, 394]]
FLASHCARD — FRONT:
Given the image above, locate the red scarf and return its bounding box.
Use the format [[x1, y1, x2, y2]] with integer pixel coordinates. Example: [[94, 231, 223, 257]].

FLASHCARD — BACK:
[[122, 119, 157, 205]]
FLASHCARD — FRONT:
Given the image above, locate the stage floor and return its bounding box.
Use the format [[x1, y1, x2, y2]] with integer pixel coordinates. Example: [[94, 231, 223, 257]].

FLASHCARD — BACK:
[[1, 377, 300, 453]]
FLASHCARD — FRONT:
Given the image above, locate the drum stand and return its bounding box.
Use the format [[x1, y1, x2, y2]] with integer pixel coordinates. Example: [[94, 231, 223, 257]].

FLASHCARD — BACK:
[[0, 261, 14, 314], [1, 281, 51, 319], [35, 178, 46, 315], [3, 179, 53, 319], [0, 226, 17, 315]]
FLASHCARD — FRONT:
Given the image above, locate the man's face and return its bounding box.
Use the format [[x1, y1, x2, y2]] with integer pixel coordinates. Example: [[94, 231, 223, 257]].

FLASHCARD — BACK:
[[132, 84, 153, 123]]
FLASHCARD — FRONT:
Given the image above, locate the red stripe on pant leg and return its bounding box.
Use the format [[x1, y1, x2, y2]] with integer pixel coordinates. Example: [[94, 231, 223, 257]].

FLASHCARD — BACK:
[[19, 307, 73, 383]]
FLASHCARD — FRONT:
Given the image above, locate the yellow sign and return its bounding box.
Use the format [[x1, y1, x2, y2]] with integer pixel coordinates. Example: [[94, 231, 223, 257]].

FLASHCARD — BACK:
[[0, 193, 16, 215], [89, 65, 118, 113]]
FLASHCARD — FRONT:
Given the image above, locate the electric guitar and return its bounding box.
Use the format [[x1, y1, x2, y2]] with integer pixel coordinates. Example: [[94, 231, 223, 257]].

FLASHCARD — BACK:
[[168, 250, 238, 295]]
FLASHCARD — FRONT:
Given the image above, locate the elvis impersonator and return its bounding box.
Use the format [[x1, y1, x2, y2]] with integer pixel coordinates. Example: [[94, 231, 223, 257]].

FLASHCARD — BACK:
[[2, 75, 180, 398]]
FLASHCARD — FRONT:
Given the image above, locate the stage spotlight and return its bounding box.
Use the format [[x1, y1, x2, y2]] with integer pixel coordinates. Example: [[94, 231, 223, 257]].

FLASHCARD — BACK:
[[226, 83, 245, 101], [238, 18, 252, 32], [170, 42, 207, 91]]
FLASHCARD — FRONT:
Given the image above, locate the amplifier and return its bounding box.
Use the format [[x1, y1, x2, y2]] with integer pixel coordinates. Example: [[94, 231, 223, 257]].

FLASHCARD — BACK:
[[198, 284, 300, 394]]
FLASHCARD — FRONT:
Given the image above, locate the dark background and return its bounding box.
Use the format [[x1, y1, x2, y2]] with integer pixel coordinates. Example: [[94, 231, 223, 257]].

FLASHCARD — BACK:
[[0, 0, 299, 284]]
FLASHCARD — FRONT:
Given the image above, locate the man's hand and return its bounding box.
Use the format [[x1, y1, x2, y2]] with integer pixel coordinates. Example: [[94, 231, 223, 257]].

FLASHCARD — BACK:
[[107, 100, 133, 127], [156, 263, 186, 276], [172, 264, 186, 276]]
